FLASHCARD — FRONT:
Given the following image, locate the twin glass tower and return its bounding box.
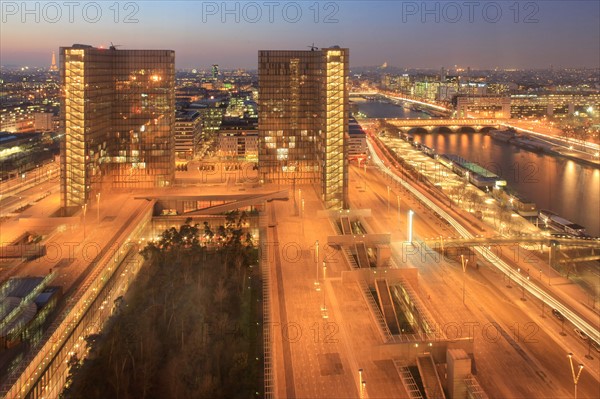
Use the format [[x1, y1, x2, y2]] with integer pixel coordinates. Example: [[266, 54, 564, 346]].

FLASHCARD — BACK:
[[60, 45, 349, 213], [60, 44, 175, 214], [258, 47, 349, 209]]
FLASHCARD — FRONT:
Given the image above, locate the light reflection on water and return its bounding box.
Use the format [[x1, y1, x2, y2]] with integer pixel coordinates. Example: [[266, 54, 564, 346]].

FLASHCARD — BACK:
[[356, 100, 599, 236], [412, 131, 600, 237]]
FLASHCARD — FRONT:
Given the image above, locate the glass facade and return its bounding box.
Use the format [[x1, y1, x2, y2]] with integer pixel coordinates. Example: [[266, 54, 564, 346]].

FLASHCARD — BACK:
[[60, 46, 175, 213], [320, 49, 348, 209], [258, 48, 348, 209]]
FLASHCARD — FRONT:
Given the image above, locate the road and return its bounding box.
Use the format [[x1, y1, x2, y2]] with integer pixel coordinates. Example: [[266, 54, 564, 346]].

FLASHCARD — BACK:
[[354, 142, 600, 397]]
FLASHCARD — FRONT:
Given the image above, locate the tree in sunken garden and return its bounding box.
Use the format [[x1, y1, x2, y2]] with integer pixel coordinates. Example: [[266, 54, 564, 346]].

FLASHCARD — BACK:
[[62, 214, 261, 399]]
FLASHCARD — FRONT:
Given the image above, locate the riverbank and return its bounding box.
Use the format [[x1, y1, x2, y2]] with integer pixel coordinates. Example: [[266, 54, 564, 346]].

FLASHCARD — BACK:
[[501, 131, 600, 168]]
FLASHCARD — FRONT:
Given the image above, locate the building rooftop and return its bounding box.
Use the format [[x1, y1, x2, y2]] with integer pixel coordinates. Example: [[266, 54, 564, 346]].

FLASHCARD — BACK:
[[175, 110, 200, 121]]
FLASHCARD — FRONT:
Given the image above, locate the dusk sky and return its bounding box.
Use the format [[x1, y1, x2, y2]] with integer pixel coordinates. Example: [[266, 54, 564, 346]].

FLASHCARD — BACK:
[[1, 0, 599, 69]]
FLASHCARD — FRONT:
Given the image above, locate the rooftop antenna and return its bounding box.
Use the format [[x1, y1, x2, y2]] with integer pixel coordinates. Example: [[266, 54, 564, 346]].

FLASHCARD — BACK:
[[307, 43, 319, 51], [110, 42, 122, 50]]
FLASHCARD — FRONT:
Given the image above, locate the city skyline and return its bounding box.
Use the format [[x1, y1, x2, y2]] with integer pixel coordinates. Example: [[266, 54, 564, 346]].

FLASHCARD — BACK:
[[1, 2, 600, 398], [1, 1, 599, 69]]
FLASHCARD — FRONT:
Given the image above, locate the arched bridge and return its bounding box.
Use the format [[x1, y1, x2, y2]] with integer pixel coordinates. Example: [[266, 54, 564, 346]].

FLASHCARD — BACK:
[[381, 118, 503, 133]]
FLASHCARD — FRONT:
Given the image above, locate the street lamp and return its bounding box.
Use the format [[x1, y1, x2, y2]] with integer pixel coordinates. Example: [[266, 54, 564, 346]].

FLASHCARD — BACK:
[[363, 159, 367, 190], [521, 276, 530, 301], [321, 261, 327, 313], [407, 209, 414, 244], [397, 195, 401, 222], [361, 381, 366, 399], [314, 240, 320, 291], [461, 255, 469, 304], [82, 204, 87, 239], [567, 353, 584, 399], [96, 193, 101, 223], [387, 186, 390, 213]]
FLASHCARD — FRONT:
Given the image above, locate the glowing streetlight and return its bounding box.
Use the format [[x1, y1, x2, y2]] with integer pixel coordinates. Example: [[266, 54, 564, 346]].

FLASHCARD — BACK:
[[521, 276, 530, 301], [363, 158, 367, 190], [321, 261, 327, 313], [407, 209, 414, 244], [567, 353, 584, 399], [82, 204, 88, 239], [387, 186, 390, 212], [96, 193, 101, 223], [461, 255, 469, 304], [314, 240, 320, 291]]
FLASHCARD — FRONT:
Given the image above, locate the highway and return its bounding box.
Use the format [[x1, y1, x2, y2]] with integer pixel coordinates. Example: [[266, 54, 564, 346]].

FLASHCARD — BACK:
[[366, 138, 600, 343], [347, 159, 600, 398]]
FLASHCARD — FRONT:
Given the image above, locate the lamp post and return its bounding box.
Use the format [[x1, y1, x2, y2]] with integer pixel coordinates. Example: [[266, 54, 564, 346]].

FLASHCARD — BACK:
[[363, 159, 367, 190], [361, 381, 366, 399], [387, 186, 390, 213], [397, 195, 401, 222], [96, 192, 101, 223], [314, 240, 320, 291], [408, 209, 414, 244], [321, 261, 327, 313], [461, 255, 469, 304], [521, 276, 530, 301], [82, 204, 87, 239], [567, 353, 584, 399]]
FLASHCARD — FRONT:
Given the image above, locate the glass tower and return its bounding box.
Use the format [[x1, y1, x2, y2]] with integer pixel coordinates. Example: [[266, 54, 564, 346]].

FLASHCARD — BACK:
[[258, 47, 348, 209], [60, 45, 175, 213]]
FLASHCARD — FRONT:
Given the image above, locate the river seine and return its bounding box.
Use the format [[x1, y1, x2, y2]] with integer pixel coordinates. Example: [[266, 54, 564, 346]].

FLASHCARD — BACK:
[[356, 101, 600, 236]]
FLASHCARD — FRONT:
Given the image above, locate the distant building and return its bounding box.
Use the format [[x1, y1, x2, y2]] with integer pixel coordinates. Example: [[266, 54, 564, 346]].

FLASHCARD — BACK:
[[258, 47, 349, 209], [218, 131, 258, 161], [217, 118, 258, 160], [437, 84, 458, 102], [414, 80, 440, 101], [348, 118, 367, 159], [456, 95, 511, 118], [174, 111, 202, 160], [510, 93, 600, 118], [188, 100, 225, 139], [60, 44, 175, 213], [381, 74, 412, 94], [33, 112, 54, 132], [0, 132, 59, 180], [49, 51, 58, 72]]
